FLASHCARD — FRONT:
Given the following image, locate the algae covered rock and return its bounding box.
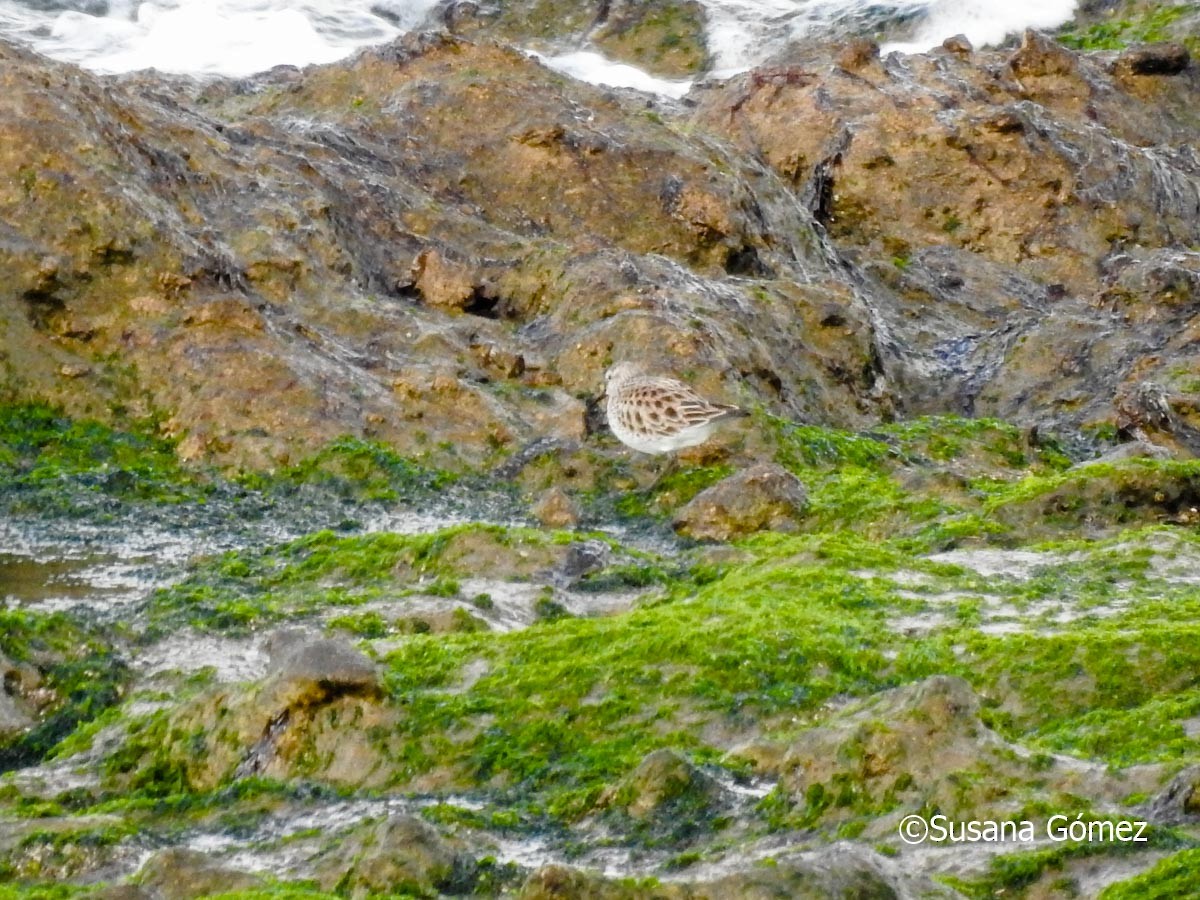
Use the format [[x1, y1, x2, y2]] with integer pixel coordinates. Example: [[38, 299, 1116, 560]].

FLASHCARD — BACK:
[[118, 633, 391, 791], [435, 0, 710, 78], [991, 458, 1200, 534], [521, 864, 676, 899], [135, 848, 266, 899], [759, 675, 1129, 830], [0, 652, 34, 739], [1145, 763, 1200, 825], [673, 463, 807, 540], [598, 748, 722, 824], [314, 814, 478, 896]]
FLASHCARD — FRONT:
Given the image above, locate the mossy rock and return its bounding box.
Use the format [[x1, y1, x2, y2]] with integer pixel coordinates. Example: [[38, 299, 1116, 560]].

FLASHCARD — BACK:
[[314, 815, 481, 896], [593, 0, 710, 78], [135, 848, 266, 899]]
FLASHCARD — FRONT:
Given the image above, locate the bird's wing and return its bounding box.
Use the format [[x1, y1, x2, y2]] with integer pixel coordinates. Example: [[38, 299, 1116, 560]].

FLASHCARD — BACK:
[[622, 380, 739, 436]]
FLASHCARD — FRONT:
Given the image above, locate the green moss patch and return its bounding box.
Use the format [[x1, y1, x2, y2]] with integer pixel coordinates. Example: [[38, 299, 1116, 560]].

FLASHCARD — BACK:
[[1058, 3, 1197, 51], [0, 610, 127, 772]]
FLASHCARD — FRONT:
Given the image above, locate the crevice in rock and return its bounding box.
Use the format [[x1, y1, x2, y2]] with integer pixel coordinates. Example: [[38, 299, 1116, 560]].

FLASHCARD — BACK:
[[235, 708, 290, 778], [462, 287, 502, 319], [22, 289, 64, 330], [724, 244, 771, 277]]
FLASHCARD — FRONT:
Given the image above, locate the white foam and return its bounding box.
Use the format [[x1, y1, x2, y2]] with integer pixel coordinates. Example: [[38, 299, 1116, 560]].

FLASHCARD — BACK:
[[882, 0, 1079, 55], [534, 49, 693, 99], [0, 0, 439, 76], [0, 0, 1079, 82]]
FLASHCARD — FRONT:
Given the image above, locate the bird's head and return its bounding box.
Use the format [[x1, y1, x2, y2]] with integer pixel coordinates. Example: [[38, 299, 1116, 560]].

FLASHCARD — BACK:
[[603, 361, 646, 389]]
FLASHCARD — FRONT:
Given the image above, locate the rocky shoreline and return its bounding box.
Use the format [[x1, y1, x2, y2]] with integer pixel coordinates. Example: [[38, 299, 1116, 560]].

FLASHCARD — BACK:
[[3, 2, 1200, 897]]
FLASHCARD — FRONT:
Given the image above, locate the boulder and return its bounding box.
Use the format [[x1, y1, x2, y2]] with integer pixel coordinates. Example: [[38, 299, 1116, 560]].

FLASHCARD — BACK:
[[135, 849, 265, 900], [315, 815, 475, 896], [673, 464, 807, 540]]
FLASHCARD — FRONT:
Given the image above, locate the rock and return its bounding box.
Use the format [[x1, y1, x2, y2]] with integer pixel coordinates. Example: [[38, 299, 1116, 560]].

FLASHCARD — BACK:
[[520, 844, 940, 898], [264, 632, 380, 698], [1112, 43, 1190, 78], [439, 0, 711, 78], [135, 849, 265, 900], [0, 34, 886, 472], [673, 463, 807, 541], [1009, 28, 1080, 78], [521, 864, 675, 899], [693, 27, 1200, 438], [836, 38, 879, 72], [550, 539, 611, 584], [532, 486, 581, 528], [941, 34, 972, 55], [1144, 764, 1200, 825], [993, 459, 1200, 535], [1081, 440, 1177, 465], [694, 844, 916, 899], [598, 748, 721, 820], [314, 815, 475, 896], [0, 652, 34, 739], [771, 677, 1033, 825], [410, 248, 482, 312], [0, 692, 32, 739], [1115, 381, 1174, 436]]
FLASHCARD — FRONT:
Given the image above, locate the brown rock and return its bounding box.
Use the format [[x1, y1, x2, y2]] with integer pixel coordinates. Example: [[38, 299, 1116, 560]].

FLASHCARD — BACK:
[[673, 463, 807, 541], [837, 38, 880, 72], [941, 34, 973, 56], [532, 486, 580, 528], [135, 849, 265, 900], [411, 248, 479, 312], [1009, 28, 1080, 78]]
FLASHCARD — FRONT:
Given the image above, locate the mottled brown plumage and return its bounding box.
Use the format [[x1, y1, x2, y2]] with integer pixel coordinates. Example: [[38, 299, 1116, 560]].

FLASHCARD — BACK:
[[604, 362, 747, 454]]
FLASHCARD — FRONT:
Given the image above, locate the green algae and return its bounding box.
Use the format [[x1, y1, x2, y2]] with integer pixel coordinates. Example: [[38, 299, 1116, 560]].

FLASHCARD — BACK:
[[143, 524, 616, 636], [236, 435, 457, 502], [1101, 848, 1200, 897], [0, 610, 127, 772], [1058, 3, 1197, 51], [9, 405, 1200, 886], [0, 402, 200, 510]]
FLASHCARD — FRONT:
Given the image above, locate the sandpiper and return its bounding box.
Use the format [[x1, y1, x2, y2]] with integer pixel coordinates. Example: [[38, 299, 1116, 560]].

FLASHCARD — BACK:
[[603, 361, 748, 455]]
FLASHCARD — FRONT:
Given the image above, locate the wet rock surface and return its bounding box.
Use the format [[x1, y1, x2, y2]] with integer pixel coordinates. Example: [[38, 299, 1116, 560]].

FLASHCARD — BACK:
[[672, 462, 807, 540], [4, 9, 1200, 900]]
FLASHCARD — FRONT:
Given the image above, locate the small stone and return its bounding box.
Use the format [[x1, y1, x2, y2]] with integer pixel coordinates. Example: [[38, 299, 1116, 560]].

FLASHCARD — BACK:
[[942, 34, 973, 55], [1145, 764, 1200, 824], [411, 248, 477, 311], [1081, 440, 1177, 466], [315, 815, 467, 895], [837, 39, 880, 72], [1010, 29, 1079, 78], [599, 748, 720, 819], [532, 486, 580, 528], [673, 463, 808, 541], [59, 363, 90, 378]]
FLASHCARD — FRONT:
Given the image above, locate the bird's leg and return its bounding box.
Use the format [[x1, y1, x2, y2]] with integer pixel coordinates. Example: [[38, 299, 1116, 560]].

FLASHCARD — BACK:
[[646, 455, 678, 493]]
